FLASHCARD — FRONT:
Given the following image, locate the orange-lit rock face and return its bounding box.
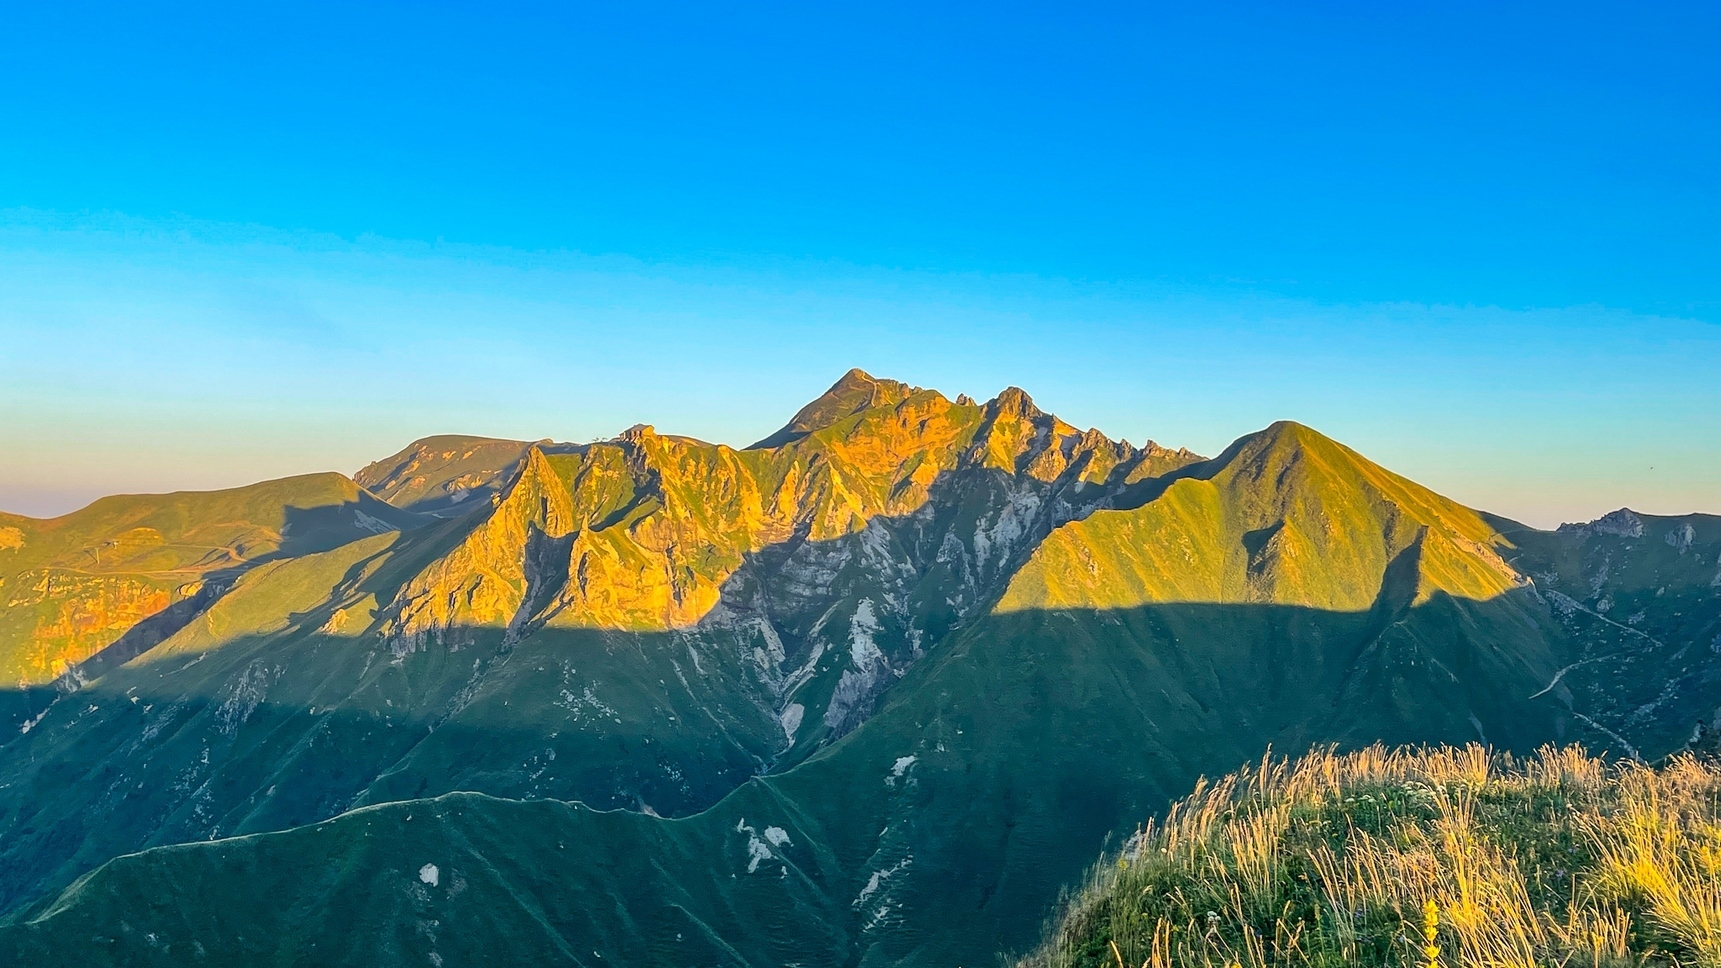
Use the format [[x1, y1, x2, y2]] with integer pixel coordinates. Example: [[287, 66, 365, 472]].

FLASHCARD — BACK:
[[0, 472, 411, 687], [4, 571, 178, 683]]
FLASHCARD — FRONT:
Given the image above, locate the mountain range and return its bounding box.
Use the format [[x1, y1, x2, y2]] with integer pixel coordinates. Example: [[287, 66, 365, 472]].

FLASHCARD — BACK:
[[0, 368, 1715, 966]]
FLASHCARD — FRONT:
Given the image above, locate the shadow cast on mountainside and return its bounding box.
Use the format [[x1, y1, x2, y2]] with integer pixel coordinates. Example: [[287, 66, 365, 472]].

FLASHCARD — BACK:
[[0, 582, 1653, 967], [275, 500, 428, 560]]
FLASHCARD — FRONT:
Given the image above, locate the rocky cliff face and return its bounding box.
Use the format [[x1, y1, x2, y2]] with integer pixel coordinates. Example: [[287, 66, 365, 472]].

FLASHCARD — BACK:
[[5, 571, 177, 682]]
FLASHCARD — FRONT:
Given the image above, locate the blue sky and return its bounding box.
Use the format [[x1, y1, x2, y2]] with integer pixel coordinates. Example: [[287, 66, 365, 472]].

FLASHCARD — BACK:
[[1, 2, 1717, 527]]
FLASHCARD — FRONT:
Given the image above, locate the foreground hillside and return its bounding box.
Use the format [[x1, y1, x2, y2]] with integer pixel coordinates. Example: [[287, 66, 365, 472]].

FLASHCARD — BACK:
[[0, 371, 1716, 966], [1027, 744, 1721, 968]]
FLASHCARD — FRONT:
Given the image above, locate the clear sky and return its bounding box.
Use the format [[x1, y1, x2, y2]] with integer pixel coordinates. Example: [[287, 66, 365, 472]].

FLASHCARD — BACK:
[[1, 2, 1717, 528]]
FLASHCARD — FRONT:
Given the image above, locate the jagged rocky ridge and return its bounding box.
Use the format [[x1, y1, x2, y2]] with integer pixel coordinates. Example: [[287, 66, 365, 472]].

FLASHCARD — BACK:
[[0, 370, 1715, 967]]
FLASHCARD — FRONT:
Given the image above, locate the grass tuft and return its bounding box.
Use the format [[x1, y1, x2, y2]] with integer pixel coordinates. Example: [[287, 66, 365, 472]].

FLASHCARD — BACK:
[[1024, 745, 1721, 968]]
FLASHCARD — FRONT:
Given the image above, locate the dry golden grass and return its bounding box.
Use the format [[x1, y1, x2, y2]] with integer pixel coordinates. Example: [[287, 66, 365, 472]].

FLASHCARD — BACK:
[[1024, 745, 1721, 968]]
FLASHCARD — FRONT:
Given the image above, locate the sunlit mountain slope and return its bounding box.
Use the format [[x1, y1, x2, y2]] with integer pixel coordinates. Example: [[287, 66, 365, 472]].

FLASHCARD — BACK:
[[0, 474, 422, 692]]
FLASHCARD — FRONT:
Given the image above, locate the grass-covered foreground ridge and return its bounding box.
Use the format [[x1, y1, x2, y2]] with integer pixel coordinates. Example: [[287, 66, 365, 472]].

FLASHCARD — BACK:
[[1028, 745, 1721, 968]]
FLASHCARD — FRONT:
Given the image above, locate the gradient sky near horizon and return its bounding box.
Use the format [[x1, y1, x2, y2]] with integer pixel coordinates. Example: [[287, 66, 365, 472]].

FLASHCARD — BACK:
[[2, 2, 1718, 529]]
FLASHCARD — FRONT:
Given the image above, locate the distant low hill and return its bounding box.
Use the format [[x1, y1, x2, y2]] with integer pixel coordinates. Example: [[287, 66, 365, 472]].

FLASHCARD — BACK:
[[0, 369, 1715, 967]]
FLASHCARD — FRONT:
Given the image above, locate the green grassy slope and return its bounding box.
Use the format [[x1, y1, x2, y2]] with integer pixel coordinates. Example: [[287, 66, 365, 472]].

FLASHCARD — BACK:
[[1001, 421, 1523, 613], [2, 789, 856, 968], [0, 592, 1566, 967]]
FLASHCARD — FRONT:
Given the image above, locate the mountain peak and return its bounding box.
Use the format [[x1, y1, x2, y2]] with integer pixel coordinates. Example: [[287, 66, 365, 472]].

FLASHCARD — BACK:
[[835, 366, 878, 386], [1213, 419, 1342, 468], [748, 368, 925, 449], [1558, 507, 1646, 538], [989, 385, 1041, 418], [1257, 418, 1320, 444]]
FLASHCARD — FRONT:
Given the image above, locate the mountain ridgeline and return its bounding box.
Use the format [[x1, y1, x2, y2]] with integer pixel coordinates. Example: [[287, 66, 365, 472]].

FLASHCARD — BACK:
[[0, 369, 1715, 967]]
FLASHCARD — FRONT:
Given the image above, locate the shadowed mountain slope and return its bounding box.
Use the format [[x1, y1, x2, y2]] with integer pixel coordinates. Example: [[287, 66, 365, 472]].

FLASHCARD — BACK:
[[0, 376, 1715, 967], [1493, 508, 1721, 758]]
